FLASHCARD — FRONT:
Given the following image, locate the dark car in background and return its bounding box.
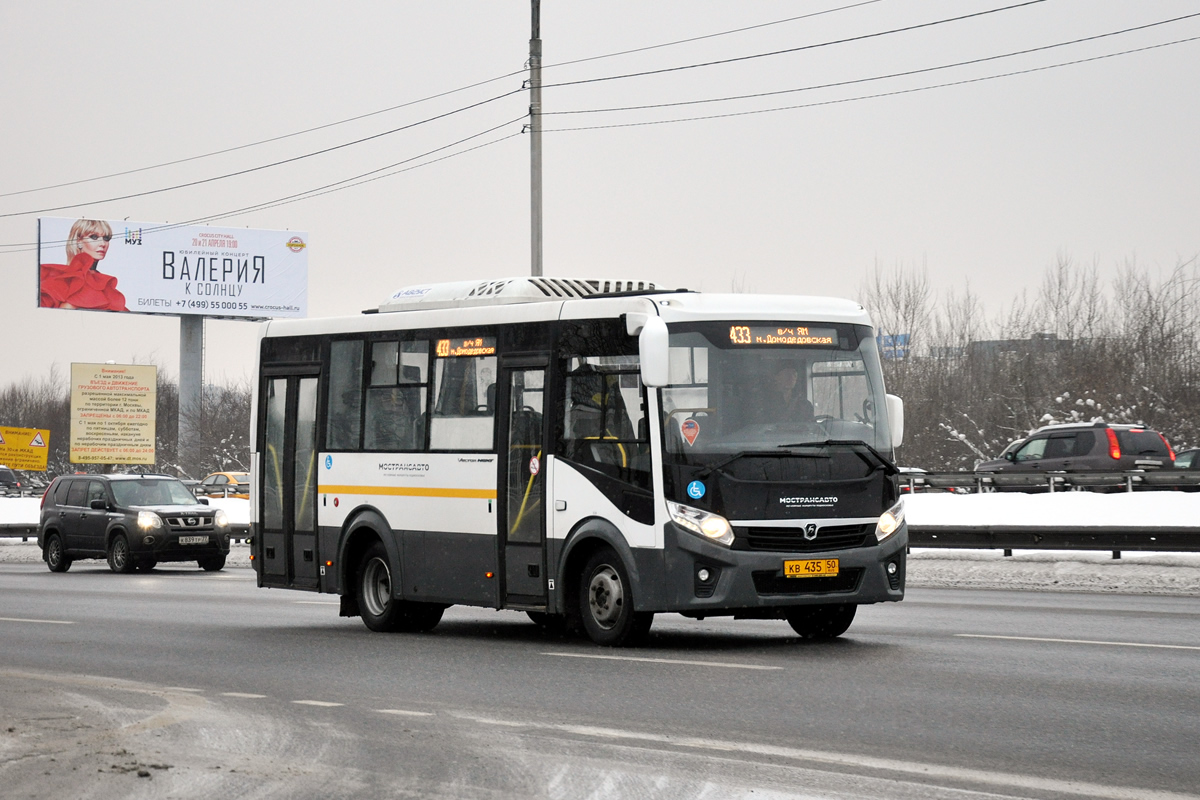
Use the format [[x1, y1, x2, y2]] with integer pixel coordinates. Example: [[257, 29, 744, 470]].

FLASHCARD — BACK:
[[0, 465, 22, 495], [977, 422, 1175, 474], [37, 474, 232, 573], [1174, 448, 1200, 469]]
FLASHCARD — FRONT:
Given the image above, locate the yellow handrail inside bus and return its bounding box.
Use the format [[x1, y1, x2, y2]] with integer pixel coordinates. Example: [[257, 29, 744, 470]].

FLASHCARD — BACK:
[[582, 432, 627, 468], [266, 443, 284, 522], [296, 450, 316, 529], [510, 448, 542, 536]]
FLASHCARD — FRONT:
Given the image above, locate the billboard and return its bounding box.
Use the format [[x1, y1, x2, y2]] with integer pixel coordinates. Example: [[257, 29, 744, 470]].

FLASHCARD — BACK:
[[70, 363, 157, 465], [38, 217, 307, 319]]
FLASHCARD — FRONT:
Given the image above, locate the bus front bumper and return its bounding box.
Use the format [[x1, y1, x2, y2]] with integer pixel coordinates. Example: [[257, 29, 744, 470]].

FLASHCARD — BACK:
[[655, 522, 907, 615]]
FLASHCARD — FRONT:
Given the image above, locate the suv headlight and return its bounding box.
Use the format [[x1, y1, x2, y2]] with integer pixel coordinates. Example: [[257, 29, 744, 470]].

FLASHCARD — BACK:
[[138, 511, 163, 530], [214, 509, 229, 528], [668, 501, 734, 547], [875, 500, 905, 542]]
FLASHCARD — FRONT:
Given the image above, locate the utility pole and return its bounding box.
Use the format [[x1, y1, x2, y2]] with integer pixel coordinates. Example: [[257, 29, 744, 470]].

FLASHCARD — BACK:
[[529, 0, 543, 277]]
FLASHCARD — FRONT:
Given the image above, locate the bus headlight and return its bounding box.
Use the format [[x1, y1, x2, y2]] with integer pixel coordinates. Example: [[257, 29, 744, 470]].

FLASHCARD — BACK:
[[668, 501, 734, 547], [214, 509, 229, 528], [875, 501, 905, 542], [138, 511, 163, 530]]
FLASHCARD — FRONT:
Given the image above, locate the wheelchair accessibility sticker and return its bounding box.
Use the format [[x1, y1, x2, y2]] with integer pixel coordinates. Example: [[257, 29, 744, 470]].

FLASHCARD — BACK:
[[687, 480, 706, 499]]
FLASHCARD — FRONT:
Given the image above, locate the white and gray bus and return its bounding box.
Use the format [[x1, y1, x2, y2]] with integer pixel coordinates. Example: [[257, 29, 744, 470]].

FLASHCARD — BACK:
[[250, 277, 907, 645]]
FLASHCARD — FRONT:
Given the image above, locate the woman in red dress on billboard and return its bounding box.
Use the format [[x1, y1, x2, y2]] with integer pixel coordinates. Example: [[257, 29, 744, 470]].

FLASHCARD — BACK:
[[40, 219, 128, 311]]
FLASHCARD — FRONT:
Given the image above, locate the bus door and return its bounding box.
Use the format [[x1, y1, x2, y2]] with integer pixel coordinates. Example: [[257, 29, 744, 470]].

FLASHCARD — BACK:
[[259, 368, 321, 590], [498, 356, 549, 606]]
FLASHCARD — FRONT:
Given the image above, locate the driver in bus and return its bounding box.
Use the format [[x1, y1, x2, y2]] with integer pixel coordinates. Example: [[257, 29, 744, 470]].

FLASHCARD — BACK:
[[751, 364, 816, 426]]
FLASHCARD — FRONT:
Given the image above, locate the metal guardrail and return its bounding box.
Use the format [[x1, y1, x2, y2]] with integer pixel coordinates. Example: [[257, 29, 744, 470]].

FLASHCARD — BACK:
[[903, 470, 1200, 493], [0, 523, 39, 541], [904, 470, 1200, 556], [908, 526, 1200, 555]]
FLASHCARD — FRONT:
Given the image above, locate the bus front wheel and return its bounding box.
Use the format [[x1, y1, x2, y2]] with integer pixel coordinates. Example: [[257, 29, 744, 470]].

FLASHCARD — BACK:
[[785, 603, 856, 639], [579, 548, 652, 647]]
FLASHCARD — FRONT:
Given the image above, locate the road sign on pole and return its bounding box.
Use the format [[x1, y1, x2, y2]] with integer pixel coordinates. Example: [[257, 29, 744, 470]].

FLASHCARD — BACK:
[[0, 426, 52, 471]]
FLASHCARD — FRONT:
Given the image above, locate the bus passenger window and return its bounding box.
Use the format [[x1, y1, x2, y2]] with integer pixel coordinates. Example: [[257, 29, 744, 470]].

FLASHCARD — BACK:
[[364, 340, 429, 452], [560, 355, 650, 490], [430, 354, 496, 450], [326, 339, 363, 450]]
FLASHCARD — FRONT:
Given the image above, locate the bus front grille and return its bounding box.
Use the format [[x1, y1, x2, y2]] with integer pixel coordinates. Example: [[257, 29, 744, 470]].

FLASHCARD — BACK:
[[735, 524, 872, 552], [752, 568, 864, 596]]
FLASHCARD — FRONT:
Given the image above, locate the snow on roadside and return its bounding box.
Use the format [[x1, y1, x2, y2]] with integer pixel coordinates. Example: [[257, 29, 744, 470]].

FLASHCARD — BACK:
[[904, 489, 1200, 528]]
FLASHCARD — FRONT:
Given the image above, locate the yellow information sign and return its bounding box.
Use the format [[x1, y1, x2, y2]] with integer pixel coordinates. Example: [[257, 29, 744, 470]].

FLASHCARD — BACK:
[[0, 426, 52, 471], [70, 363, 157, 464]]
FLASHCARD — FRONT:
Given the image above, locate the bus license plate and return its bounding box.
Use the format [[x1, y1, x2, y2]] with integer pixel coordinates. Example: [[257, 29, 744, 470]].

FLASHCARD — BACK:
[[783, 558, 838, 578], [178, 535, 209, 545]]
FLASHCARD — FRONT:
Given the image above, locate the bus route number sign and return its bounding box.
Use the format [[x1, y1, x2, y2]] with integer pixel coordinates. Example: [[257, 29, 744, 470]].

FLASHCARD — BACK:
[[728, 325, 838, 347], [436, 336, 497, 357]]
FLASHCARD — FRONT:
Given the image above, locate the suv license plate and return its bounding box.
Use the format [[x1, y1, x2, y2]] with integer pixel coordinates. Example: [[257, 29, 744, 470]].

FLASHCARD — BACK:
[[783, 558, 838, 578], [178, 535, 209, 545]]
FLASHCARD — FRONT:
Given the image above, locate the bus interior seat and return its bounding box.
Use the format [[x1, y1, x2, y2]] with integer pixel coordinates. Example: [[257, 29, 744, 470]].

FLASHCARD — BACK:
[[483, 383, 496, 414]]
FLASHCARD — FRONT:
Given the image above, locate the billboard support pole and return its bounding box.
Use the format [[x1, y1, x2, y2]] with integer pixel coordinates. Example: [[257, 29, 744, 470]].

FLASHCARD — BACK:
[[178, 315, 203, 479]]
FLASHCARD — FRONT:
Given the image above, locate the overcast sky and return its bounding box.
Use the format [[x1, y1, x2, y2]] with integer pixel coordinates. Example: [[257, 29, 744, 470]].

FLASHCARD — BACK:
[[2, 0, 1198, 386]]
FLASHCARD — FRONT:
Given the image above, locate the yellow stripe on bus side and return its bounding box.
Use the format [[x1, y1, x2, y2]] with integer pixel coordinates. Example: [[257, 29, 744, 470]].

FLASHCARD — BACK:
[[319, 485, 497, 500]]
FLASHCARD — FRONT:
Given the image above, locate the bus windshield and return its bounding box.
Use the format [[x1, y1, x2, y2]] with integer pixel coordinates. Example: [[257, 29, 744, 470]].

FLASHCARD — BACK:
[[661, 321, 892, 466]]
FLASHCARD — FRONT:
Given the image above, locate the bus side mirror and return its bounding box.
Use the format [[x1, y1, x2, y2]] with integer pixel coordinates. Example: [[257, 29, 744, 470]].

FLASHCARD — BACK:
[[639, 316, 669, 387], [886, 394, 904, 449]]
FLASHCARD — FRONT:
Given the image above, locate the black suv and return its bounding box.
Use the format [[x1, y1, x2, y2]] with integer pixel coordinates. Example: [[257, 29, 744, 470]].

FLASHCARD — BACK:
[[977, 422, 1175, 473], [38, 474, 231, 573]]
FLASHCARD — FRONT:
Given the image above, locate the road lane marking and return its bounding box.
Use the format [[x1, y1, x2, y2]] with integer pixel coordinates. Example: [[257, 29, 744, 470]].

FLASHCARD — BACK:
[[222, 692, 267, 699], [956, 634, 1200, 651], [293, 700, 344, 707], [164, 687, 204, 693], [542, 652, 782, 670], [377, 709, 435, 717], [0, 616, 74, 625], [457, 713, 1200, 800]]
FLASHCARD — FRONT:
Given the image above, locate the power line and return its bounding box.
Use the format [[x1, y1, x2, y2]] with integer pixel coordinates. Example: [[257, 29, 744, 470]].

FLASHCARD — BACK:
[[193, 131, 524, 227], [542, 12, 1200, 116], [0, 88, 524, 219], [540, 34, 1200, 133], [539, 0, 1048, 90], [1, 118, 527, 254], [539, 0, 888, 72], [0, 71, 526, 200], [1, 2, 886, 200]]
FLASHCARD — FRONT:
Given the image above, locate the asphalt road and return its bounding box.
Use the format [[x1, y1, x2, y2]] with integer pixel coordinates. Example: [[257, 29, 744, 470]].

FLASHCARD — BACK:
[[1, 562, 1198, 800]]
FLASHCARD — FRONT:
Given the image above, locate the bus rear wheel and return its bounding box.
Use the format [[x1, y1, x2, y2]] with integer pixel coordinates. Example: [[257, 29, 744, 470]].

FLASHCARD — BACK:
[[579, 548, 652, 647], [356, 542, 445, 633], [359, 543, 404, 632], [785, 603, 856, 639]]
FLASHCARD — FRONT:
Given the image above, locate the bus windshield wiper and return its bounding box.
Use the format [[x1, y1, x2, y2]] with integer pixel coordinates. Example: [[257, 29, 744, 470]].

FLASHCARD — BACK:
[[697, 450, 803, 479], [777, 439, 899, 475]]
